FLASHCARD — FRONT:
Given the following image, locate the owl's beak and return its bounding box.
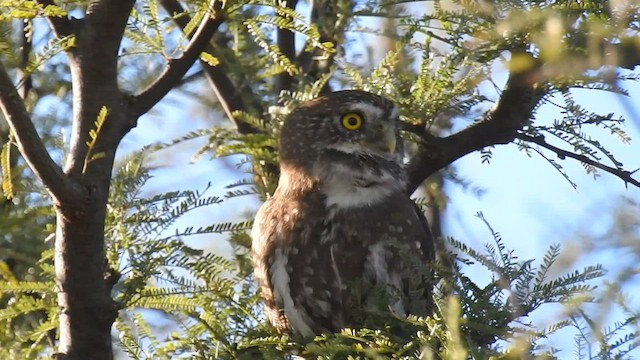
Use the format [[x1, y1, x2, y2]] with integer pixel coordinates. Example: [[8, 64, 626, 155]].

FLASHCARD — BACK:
[[382, 126, 397, 154], [365, 123, 396, 154]]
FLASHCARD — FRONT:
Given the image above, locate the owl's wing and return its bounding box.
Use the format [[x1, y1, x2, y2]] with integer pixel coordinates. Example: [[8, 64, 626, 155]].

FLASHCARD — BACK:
[[252, 196, 327, 338], [408, 201, 436, 315], [250, 200, 290, 333], [413, 202, 435, 263]]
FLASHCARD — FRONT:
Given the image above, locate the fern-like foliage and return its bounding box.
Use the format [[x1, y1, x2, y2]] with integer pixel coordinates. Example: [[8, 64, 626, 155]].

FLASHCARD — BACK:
[[82, 105, 108, 174], [100, 152, 261, 358], [0, 250, 57, 359]]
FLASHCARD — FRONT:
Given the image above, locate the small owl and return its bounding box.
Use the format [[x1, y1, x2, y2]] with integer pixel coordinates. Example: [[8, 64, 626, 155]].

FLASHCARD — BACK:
[[251, 90, 434, 337]]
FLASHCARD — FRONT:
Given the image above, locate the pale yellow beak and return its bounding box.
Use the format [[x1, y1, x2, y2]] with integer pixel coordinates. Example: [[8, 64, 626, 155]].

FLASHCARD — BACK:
[[382, 125, 397, 153], [364, 123, 396, 154]]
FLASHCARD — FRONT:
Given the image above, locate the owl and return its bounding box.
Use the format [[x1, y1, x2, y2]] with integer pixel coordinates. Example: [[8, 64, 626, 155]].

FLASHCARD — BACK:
[[251, 90, 434, 337]]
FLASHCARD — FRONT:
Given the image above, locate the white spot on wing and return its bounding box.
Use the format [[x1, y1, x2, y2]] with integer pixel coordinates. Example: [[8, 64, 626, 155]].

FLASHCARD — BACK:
[[270, 248, 314, 337], [330, 245, 344, 291], [364, 243, 406, 315], [365, 243, 391, 284], [389, 105, 399, 120]]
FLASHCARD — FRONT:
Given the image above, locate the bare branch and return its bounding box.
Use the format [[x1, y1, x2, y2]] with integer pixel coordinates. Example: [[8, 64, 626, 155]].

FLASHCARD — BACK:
[[406, 52, 542, 194], [83, 0, 136, 64], [275, 0, 298, 96], [160, 0, 261, 134], [297, 0, 338, 94], [0, 62, 84, 204], [20, 20, 32, 99], [131, 1, 224, 118], [58, 1, 135, 179], [582, 35, 640, 71], [516, 133, 640, 188], [36, 0, 73, 38]]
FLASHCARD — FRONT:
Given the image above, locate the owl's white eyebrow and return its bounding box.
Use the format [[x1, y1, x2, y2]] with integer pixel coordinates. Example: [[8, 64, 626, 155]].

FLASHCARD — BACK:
[[348, 103, 384, 120], [390, 106, 399, 120]]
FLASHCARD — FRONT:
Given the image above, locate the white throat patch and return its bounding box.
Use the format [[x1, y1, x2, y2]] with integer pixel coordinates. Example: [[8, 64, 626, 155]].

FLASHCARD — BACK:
[[318, 162, 401, 208]]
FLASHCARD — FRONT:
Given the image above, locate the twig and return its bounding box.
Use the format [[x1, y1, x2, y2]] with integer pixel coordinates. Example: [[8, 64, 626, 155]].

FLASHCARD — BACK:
[[275, 0, 298, 97], [130, 1, 224, 117], [296, 0, 337, 94], [20, 20, 32, 99], [0, 62, 84, 204], [159, 0, 261, 134], [516, 133, 640, 188]]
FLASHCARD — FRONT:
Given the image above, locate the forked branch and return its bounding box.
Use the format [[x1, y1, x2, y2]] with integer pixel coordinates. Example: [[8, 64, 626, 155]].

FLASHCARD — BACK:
[[405, 45, 640, 193], [131, 0, 224, 117], [36, 0, 73, 38], [0, 62, 83, 204]]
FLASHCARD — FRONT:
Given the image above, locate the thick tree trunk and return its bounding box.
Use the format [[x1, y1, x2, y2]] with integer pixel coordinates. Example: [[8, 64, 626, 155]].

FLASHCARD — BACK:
[[50, 3, 136, 359], [53, 75, 127, 359], [53, 55, 134, 358], [55, 205, 114, 359]]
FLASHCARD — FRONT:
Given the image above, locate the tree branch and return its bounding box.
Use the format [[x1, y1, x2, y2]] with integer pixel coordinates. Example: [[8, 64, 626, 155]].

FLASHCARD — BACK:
[[516, 133, 640, 188], [131, 1, 224, 118], [20, 20, 32, 99], [84, 0, 136, 65], [406, 52, 542, 194], [36, 0, 73, 38], [59, 0, 136, 179], [160, 0, 261, 134], [297, 0, 338, 94], [275, 0, 298, 97], [611, 37, 640, 70], [579, 35, 640, 71], [0, 62, 84, 204]]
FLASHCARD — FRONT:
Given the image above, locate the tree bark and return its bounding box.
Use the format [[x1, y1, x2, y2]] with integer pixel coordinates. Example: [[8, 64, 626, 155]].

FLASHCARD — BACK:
[[55, 206, 115, 360], [50, 2, 136, 359]]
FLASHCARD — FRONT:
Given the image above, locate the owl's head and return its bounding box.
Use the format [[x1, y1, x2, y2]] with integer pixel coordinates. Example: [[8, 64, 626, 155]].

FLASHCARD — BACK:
[[279, 90, 402, 171]]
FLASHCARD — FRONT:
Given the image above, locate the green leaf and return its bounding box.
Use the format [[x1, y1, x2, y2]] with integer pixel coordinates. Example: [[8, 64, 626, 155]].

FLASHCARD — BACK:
[[200, 51, 219, 66]]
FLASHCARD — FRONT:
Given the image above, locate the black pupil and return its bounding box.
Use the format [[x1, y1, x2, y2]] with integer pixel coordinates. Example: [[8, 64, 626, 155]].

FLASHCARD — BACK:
[[347, 116, 358, 126]]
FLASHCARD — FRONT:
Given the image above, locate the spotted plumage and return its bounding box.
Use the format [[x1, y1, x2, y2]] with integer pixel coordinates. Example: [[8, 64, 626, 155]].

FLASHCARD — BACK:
[[251, 90, 434, 337]]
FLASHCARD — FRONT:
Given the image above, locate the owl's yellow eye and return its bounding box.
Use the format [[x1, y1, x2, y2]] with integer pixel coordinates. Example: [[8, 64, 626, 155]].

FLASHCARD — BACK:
[[340, 112, 364, 130]]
